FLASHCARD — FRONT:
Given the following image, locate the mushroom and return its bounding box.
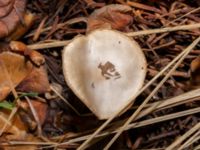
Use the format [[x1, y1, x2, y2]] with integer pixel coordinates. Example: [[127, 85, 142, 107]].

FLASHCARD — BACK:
[[62, 29, 146, 119]]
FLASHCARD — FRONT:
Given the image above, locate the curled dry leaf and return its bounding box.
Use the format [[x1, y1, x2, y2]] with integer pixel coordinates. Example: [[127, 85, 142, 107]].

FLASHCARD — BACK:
[[20, 99, 48, 126], [17, 66, 50, 93], [190, 56, 200, 86], [0, 41, 50, 101], [62, 29, 146, 119], [0, 0, 27, 38], [0, 51, 33, 100], [0, 110, 27, 140], [7, 12, 35, 41], [0, 110, 39, 150], [87, 4, 133, 32]]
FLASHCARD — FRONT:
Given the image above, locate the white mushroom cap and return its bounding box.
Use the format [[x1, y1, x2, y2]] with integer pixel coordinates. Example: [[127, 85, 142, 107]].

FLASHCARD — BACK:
[[62, 29, 146, 119]]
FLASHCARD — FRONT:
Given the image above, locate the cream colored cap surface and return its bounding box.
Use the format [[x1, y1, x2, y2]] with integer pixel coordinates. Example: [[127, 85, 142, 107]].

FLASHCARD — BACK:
[[62, 29, 146, 119]]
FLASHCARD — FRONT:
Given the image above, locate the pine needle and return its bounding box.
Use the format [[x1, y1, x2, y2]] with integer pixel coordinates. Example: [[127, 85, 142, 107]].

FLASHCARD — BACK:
[[27, 23, 200, 50], [166, 122, 200, 150], [177, 130, 200, 150], [41, 107, 200, 149]]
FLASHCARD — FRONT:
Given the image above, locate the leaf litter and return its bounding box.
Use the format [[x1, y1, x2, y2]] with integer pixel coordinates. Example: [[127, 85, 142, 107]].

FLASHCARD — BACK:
[[0, 0, 200, 150]]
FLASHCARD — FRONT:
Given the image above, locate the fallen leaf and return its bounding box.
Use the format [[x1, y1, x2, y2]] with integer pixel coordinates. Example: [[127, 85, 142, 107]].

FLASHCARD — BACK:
[[87, 4, 133, 32], [0, 109, 40, 150], [7, 12, 35, 41], [20, 99, 48, 125], [17, 66, 50, 93], [0, 0, 27, 38], [0, 42, 50, 101], [0, 51, 33, 100], [0, 109, 27, 140]]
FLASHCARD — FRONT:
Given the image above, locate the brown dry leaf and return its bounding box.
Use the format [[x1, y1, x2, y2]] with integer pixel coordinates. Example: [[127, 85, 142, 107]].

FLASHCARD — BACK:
[[0, 110, 39, 150], [0, 109, 27, 139], [87, 4, 133, 32], [20, 99, 48, 125], [190, 55, 200, 86], [0, 42, 50, 101], [0, 0, 27, 38], [7, 12, 35, 41], [0, 52, 33, 100], [17, 66, 50, 94]]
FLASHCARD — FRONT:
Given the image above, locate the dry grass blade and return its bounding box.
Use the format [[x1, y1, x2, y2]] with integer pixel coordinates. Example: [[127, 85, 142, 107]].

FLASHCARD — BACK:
[[27, 40, 72, 49], [25, 96, 42, 135], [46, 87, 200, 148], [0, 59, 19, 136], [136, 88, 200, 120], [77, 35, 200, 150], [40, 107, 200, 149], [50, 85, 86, 116], [103, 36, 200, 150], [27, 23, 200, 50], [1, 141, 57, 146], [51, 88, 200, 142], [0, 107, 19, 136], [194, 145, 200, 150], [166, 122, 200, 150], [127, 107, 200, 131], [126, 23, 200, 37], [177, 130, 200, 150]]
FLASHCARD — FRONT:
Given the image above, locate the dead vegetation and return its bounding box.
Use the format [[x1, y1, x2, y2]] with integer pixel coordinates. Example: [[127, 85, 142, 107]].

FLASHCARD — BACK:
[[0, 0, 200, 150]]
